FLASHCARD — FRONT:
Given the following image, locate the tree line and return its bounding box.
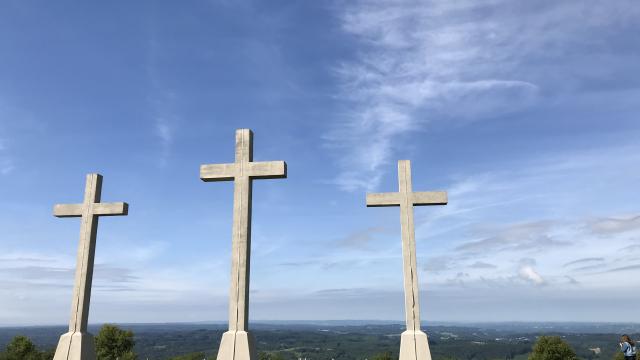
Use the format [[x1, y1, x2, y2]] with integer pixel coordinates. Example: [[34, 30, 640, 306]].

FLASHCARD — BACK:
[[1, 326, 636, 360], [0, 324, 135, 360]]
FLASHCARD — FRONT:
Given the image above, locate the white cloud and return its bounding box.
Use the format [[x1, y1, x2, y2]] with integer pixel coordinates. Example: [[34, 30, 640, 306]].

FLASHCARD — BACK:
[[519, 265, 545, 285]]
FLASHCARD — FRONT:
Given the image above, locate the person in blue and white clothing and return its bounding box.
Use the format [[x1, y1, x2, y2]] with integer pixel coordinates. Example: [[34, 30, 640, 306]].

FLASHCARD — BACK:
[[620, 334, 637, 360]]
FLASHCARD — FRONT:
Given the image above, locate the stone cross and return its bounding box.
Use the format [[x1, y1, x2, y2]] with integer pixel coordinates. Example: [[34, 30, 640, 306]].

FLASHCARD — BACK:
[[366, 160, 447, 360], [200, 129, 286, 360], [52, 173, 128, 360]]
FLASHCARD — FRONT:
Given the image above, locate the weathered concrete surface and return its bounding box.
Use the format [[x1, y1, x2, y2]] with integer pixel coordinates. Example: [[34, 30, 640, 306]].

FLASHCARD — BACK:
[[53, 332, 96, 360], [53, 174, 128, 360], [200, 129, 286, 360], [216, 331, 258, 360], [400, 330, 432, 360], [366, 160, 447, 360]]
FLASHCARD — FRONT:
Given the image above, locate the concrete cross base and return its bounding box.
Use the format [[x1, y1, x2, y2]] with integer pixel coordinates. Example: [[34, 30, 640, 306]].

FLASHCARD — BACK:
[[399, 330, 432, 360], [53, 331, 97, 360], [216, 330, 257, 360]]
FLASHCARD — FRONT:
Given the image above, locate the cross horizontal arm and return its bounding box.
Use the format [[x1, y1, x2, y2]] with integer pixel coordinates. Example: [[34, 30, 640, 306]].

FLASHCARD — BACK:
[[366, 192, 402, 207], [93, 202, 128, 216], [200, 163, 236, 182], [247, 161, 287, 179], [53, 203, 128, 217], [53, 204, 83, 217], [200, 161, 287, 181], [411, 191, 448, 206]]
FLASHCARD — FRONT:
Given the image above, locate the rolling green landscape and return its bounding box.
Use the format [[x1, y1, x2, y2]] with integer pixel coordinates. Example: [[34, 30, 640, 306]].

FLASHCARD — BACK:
[[1, 322, 637, 360]]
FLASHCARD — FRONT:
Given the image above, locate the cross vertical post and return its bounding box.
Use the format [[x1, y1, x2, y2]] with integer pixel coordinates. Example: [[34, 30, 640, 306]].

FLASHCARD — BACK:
[[366, 160, 447, 360], [52, 173, 128, 360], [200, 129, 286, 360]]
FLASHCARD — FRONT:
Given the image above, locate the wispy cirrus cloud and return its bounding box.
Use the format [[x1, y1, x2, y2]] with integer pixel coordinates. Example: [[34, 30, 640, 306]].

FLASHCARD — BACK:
[[424, 255, 455, 273], [587, 215, 640, 235], [469, 261, 497, 269], [0, 138, 14, 175], [455, 220, 570, 254], [563, 257, 604, 268], [406, 143, 640, 294], [155, 117, 172, 148], [146, 27, 178, 168], [335, 226, 387, 250], [153, 115, 174, 166], [0, 159, 13, 175], [0, 250, 226, 324], [0, 253, 140, 288], [328, 0, 639, 191], [598, 264, 640, 274]]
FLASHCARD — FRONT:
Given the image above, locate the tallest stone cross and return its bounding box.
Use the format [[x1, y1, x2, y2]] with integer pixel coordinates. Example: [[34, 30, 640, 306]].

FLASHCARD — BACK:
[[366, 160, 447, 360], [200, 129, 286, 360]]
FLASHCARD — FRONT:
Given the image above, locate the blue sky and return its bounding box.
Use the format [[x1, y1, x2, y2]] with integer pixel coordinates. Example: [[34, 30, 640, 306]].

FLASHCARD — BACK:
[[1, 0, 640, 326]]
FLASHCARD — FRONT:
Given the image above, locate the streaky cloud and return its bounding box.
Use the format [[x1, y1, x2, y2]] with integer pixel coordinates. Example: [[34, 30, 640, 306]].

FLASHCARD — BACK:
[[563, 257, 605, 268], [328, 0, 638, 191]]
